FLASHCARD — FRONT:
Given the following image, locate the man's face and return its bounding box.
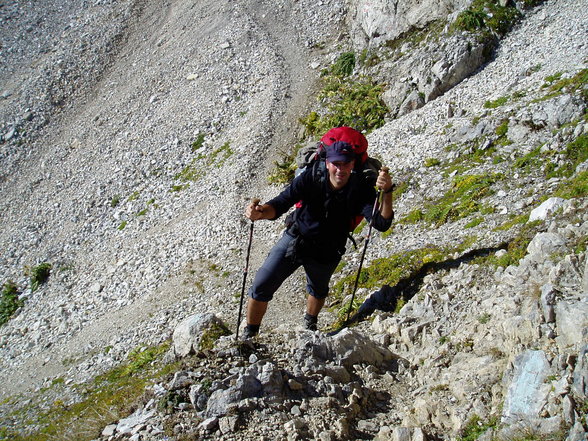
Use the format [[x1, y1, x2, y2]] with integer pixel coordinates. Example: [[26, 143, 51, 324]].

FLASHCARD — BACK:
[[326, 160, 355, 190]]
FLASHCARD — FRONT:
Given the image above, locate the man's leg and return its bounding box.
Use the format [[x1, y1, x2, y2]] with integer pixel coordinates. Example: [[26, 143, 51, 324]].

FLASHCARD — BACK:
[[302, 256, 340, 330], [304, 295, 325, 331], [244, 232, 299, 337], [306, 296, 325, 316], [247, 298, 268, 325]]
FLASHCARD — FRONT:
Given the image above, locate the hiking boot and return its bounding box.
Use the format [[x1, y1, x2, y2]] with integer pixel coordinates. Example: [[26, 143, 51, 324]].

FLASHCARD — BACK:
[[242, 324, 259, 340], [304, 313, 318, 331]]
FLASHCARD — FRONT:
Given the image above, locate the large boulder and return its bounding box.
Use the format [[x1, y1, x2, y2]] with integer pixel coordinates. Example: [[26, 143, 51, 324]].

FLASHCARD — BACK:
[[526, 232, 568, 258], [172, 313, 227, 357], [348, 0, 470, 49], [502, 350, 551, 424], [555, 300, 588, 351], [529, 197, 567, 222]]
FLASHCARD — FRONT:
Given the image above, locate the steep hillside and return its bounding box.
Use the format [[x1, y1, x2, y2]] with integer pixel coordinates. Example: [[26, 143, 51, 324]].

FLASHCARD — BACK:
[[0, 0, 587, 440]]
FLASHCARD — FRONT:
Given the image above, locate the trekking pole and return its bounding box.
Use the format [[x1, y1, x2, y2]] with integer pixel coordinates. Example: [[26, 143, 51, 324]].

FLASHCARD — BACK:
[[345, 167, 389, 323], [236, 198, 260, 342]]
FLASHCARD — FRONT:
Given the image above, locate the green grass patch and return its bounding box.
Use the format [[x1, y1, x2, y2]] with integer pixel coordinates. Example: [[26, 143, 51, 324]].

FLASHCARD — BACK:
[[267, 147, 298, 185], [199, 322, 231, 351], [400, 172, 501, 227], [127, 190, 140, 202], [458, 414, 499, 441], [384, 20, 446, 53], [537, 68, 588, 101], [358, 48, 381, 68], [512, 145, 547, 173], [547, 133, 588, 179], [329, 236, 479, 323], [477, 220, 543, 268], [1, 281, 23, 326], [495, 119, 509, 137], [465, 216, 484, 228], [331, 244, 447, 305], [392, 179, 410, 200], [494, 213, 530, 231], [442, 139, 498, 177], [110, 195, 120, 208], [4, 342, 178, 441], [553, 170, 588, 199], [173, 141, 234, 189], [423, 173, 502, 226], [402, 208, 424, 224], [191, 133, 206, 152], [484, 95, 509, 109], [329, 52, 356, 77], [494, 118, 513, 147]]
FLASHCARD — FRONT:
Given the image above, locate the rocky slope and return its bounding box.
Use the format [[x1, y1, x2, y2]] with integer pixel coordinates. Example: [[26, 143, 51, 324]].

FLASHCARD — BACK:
[[0, 0, 587, 440]]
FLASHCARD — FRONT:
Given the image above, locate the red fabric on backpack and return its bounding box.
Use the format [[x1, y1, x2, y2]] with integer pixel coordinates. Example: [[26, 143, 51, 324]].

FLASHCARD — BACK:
[[320, 127, 368, 164]]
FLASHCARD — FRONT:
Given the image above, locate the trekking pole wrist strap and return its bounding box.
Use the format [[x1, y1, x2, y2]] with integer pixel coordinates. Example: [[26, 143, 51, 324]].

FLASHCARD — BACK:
[[383, 184, 395, 194]]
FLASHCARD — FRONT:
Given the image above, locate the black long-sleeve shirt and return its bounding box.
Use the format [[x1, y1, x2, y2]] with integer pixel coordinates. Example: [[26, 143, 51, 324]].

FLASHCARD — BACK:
[[267, 164, 392, 256]]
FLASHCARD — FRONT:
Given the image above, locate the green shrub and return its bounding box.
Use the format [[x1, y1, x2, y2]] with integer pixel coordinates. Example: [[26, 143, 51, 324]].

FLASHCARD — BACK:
[[424, 158, 441, 167], [191, 133, 206, 152], [29, 263, 52, 292], [1, 281, 23, 326], [455, 9, 487, 32], [331, 52, 356, 77], [300, 76, 388, 137], [453, 0, 521, 36]]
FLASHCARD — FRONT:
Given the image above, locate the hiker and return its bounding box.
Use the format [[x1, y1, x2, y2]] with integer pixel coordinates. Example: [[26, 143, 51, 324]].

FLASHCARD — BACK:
[[242, 127, 394, 338]]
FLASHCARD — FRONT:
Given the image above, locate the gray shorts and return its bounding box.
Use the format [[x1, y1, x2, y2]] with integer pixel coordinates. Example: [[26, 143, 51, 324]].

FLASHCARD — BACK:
[[248, 231, 341, 302]]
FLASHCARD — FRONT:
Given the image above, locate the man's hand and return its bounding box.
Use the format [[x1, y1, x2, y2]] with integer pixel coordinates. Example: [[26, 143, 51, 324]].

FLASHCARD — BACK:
[[245, 199, 276, 221], [376, 167, 393, 193], [245, 198, 262, 221]]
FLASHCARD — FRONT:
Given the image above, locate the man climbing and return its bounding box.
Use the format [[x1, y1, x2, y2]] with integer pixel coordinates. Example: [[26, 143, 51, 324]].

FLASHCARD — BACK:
[[243, 127, 394, 338]]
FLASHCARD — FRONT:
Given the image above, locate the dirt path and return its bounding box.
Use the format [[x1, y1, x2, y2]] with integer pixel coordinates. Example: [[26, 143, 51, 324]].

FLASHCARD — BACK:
[[0, 0, 324, 398]]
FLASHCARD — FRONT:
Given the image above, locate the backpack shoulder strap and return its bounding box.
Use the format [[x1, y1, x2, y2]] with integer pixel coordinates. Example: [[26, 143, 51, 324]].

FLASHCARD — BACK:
[[311, 158, 327, 187]]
